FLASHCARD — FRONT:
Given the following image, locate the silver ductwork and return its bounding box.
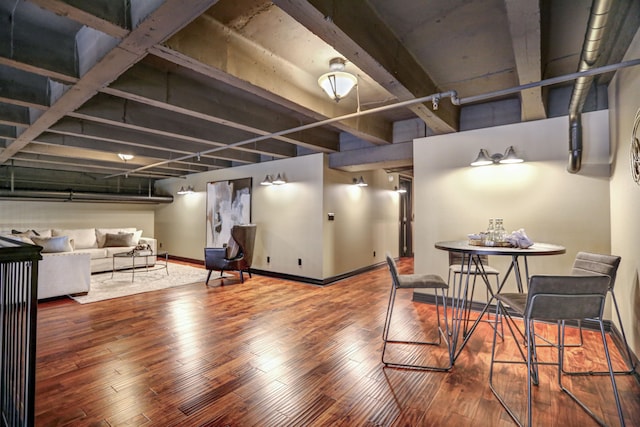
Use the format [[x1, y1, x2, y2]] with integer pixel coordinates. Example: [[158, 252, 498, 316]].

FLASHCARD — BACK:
[[567, 0, 612, 173], [0, 190, 173, 203]]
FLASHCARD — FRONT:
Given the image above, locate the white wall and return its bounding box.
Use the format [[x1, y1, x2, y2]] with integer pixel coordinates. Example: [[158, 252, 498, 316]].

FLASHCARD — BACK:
[[323, 167, 400, 277], [155, 154, 325, 278], [0, 201, 155, 236], [608, 27, 640, 357], [155, 153, 400, 281], [413, 111, 612, 300]]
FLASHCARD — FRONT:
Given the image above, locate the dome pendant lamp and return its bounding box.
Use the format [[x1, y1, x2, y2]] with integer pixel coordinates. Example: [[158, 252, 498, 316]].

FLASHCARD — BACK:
[[318, 57, 358, 102]]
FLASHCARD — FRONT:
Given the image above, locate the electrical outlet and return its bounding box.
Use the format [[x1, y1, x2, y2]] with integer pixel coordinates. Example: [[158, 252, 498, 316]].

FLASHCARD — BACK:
[[267, 256, 270, 263], [298, 258, 302, 266], [159, 242, 163, 248], [373, 251, 376, 257]]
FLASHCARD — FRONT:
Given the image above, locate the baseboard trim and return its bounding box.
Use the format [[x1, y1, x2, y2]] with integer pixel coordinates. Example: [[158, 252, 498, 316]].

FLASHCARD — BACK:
[[170, 255, 387, 287], [253, 261, 387, 286], [413, 291, 640, 379]]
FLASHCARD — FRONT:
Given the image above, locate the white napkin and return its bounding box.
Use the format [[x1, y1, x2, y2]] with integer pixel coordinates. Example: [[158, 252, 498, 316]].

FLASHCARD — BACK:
[[505, 228, 534, 248]]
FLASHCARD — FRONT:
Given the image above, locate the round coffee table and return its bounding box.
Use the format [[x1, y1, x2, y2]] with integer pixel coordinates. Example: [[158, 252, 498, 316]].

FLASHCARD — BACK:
[[111, 250, 168, 281]]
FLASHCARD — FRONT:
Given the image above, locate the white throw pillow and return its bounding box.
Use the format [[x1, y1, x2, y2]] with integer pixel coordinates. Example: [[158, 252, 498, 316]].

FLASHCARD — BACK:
[[120, 229, 143, 245], [32, 236, 74, 253], [52, 228, 97, 249]]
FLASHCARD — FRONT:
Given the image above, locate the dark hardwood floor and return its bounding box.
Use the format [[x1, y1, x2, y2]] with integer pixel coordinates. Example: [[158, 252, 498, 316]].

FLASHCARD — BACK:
[[35, 258, 640, 426]]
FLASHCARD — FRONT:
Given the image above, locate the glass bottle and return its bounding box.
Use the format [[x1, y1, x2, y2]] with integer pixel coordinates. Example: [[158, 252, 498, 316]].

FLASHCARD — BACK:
[[495, 218, 505, 243], [485, 219, 495, 245]]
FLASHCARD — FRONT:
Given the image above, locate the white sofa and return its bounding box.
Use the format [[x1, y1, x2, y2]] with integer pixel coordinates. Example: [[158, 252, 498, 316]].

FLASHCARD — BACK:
[[1, 227, 157, 299]]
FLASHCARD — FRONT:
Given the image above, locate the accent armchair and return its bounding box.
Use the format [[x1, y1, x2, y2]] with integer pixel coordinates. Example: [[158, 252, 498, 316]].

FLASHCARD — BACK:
[[204, 224, 256, 284]]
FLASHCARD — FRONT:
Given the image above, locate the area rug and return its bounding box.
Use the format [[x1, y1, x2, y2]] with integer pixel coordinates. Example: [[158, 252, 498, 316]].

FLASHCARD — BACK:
[[71, 263, 217, 304]]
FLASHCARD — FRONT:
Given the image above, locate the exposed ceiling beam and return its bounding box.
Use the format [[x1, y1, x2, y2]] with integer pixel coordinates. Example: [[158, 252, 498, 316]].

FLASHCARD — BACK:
[[158, 14, 392, 144], [102, 60, 340, 153], [0, 0, 221, 164], [28, 0, 130, 39], [22, 142, 210, 174], [273, 0, 459, 134], [70, 93, 296, 159], [34, 133, 230, 170], [505, 0, 546, 120], [9, 152, 185, 179], [49, 117, 257, 164]]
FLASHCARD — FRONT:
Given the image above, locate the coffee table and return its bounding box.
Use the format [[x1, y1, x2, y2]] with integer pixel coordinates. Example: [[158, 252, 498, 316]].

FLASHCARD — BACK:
[[112, 250, 169, 281]]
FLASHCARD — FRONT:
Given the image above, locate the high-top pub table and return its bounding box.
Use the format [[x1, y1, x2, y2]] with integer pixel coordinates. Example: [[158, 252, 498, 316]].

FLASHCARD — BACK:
[[434, 241, 566, 362]]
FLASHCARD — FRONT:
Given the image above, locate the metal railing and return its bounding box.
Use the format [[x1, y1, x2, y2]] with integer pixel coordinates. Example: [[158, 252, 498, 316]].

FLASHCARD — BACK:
[[0, 236, 41, 427]]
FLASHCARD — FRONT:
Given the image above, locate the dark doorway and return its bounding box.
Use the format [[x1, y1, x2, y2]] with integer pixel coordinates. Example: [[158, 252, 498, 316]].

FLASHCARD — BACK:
[[398, 177, 413, 257]]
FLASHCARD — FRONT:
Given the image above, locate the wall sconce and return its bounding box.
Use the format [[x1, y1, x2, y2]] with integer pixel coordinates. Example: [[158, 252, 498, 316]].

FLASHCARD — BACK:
[[272, 173, 286, 185], [394, 186, 407, 193], [470, 146, 523, 166], [318, 57, 358, 102], [261, 173, 287, 186], [353, 176, 368, 187], [177, 185, 194, 195]]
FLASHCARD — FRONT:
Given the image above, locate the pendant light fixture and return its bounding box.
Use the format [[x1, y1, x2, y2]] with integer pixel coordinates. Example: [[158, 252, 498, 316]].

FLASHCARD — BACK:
[[318, 57, 358, 102]]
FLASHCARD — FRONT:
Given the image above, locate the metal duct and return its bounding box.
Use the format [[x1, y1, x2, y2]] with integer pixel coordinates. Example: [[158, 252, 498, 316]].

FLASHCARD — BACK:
[[0, 190, 173, 204], [567, 0, 612, 173]]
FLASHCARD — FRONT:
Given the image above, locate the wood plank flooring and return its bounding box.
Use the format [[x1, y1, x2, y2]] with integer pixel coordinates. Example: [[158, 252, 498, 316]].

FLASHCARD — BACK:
[[35, 258, 640, 426]]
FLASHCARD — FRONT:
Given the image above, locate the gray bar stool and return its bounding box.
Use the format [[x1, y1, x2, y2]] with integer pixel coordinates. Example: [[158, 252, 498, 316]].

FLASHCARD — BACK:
[[489, 274, 625, 427], [566, 252, 635, 375], [382, 253, 452, 371]]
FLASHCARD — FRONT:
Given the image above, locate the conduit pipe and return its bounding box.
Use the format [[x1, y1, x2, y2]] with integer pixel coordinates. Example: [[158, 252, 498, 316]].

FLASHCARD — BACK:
[[567, 0, 612, 173], [0, 189, 173, 204]]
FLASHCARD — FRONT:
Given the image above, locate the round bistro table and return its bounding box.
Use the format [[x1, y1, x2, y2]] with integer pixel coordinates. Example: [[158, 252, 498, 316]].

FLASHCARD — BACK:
[[434, 240, 566, 362]]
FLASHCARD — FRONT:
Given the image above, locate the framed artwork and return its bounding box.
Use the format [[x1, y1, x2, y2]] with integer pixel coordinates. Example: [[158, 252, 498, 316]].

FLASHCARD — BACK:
[[206, 178, 252, 247]]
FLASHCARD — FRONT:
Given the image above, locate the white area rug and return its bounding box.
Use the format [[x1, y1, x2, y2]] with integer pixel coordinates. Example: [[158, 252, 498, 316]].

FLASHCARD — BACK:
[[72, 263, 213, 304]]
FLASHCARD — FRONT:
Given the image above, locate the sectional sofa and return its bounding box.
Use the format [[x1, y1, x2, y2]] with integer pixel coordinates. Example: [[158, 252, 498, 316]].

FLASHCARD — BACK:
[[1, 227, 157, 299]]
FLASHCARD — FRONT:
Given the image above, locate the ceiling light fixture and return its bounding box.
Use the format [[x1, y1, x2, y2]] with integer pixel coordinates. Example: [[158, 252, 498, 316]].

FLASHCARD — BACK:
[[118, 153, 134, 161], [353, 176, 368, 187], [318, 57, 358, 102], [470, 146, 523, 166]]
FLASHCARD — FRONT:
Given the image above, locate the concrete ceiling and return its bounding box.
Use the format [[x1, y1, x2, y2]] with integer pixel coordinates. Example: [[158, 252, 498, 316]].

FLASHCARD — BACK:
[[0, 0, 638, 195]]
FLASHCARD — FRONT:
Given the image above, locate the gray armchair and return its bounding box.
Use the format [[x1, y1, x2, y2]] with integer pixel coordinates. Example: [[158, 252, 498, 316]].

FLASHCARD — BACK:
[[204, 224, 256, 284]]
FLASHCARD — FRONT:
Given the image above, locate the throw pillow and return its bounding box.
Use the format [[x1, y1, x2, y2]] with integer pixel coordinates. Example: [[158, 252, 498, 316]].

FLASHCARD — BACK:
[[96, 227, 137, 247], [11, 229, 40, 237], [32, 236, 74, 253], [8, 235, 35, 245], [226, 236, 240, 259], [119, 229, 142, 245], [103, 232, 135, 247], [52, 228, 97, 249]]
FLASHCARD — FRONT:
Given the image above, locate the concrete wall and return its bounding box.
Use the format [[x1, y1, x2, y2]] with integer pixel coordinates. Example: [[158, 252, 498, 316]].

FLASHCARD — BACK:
[[155, 152, 400, 281], [608, 27, 640, 357], [413, 111, 611, 300], [0, 201, 155, 236]]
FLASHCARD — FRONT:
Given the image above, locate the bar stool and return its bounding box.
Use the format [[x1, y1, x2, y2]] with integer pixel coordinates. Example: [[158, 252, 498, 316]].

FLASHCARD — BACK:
[[566, 252, 635, 375], [382, 253, 452, 371], [489, 274, 625, 427], [447, 252, 502, 336]]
